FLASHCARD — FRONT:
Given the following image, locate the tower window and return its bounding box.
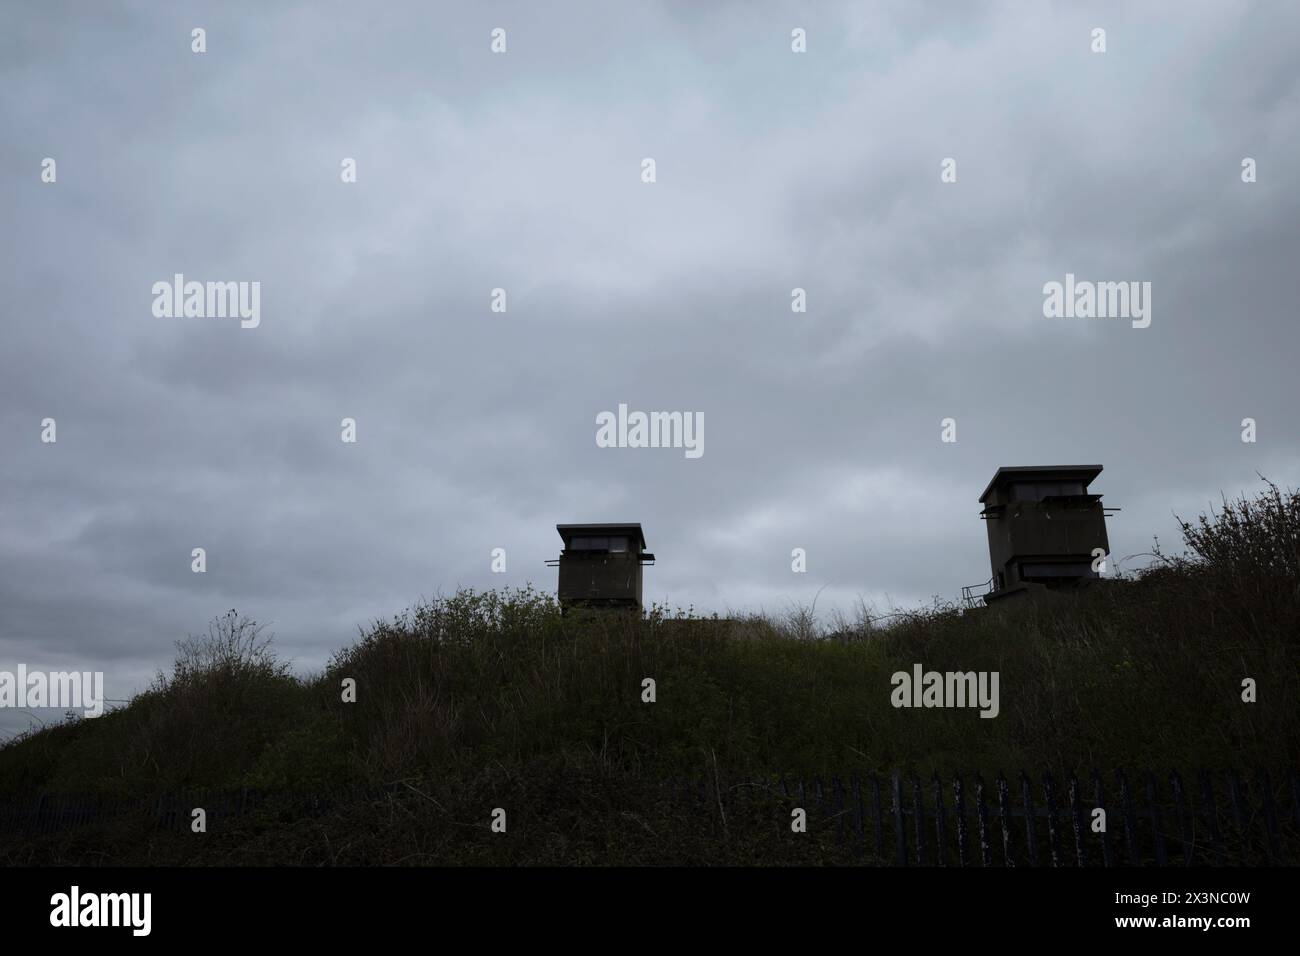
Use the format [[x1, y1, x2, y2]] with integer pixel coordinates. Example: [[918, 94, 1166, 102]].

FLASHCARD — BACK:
[[567, 536, 630, 552], [1010, 480, 1085, 501]]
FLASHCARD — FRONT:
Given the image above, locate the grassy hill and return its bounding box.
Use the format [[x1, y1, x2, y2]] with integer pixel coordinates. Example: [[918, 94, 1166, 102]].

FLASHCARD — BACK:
[[2, 481, 1297, 865]]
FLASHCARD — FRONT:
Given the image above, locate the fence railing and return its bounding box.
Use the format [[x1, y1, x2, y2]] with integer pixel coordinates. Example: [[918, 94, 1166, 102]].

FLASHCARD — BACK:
[[961, 578, 993, 609], [673, 767, 1299, 866], [2, 768, 1296, 866]]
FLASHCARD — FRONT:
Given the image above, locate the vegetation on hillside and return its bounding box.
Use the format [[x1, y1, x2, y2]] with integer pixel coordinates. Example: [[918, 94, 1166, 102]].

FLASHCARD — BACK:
[[1, 480, 1296, 864]]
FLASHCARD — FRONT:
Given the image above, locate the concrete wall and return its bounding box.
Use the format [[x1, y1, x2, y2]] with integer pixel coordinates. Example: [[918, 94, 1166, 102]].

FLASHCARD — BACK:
[[557, 551, 643, 607], [985, 499, 1109, 588]]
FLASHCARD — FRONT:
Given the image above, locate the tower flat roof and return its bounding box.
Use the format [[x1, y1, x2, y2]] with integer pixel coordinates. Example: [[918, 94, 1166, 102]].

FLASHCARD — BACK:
[[978, 465, 1103, 503], [557, 523, 647, 550]]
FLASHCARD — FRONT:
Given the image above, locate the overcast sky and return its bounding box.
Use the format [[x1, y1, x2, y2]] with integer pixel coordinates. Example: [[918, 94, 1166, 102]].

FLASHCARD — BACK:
[[3, 1, 1298, 736]]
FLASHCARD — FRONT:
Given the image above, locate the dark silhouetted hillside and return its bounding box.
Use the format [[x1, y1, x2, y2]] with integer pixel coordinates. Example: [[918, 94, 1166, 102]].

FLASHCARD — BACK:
[[2, 481, 1297, 865]]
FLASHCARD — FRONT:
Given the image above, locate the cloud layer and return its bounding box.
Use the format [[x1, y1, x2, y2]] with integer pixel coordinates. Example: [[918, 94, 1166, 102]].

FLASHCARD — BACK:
[[3, 1, 1298, 735]]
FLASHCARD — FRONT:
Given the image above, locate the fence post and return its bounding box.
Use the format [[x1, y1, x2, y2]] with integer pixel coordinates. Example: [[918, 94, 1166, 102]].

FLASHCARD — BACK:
[[996, 773, 1015, 867], [911, 775, 926, 866], [1092, 770, 1113, 867], [1117, 769, 1140, 866], [974, 774, 992, 867], [1199, 770, 1225, 867], [1226, 769, 1250, 865], [891, 772, 908, 867], [1043, 772, 1062, 868], [834, 777, 846, 847], [1068, 774, 1088, 867], [933, 772, 949, 867], [851, 776, 864, 861], [953, 774, 969, 867], [1144, 771, 1167, 867], [1257, 769, 1281, 863], [1290, 769, 1300, 834], [870, 774, 884, 860], [1020, 772, 1039, 867], [1170, 771, 1193, 866]]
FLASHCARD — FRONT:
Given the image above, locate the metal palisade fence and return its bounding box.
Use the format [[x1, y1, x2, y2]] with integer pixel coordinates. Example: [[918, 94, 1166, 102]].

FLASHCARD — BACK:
[[673, 767, 1299, 866]]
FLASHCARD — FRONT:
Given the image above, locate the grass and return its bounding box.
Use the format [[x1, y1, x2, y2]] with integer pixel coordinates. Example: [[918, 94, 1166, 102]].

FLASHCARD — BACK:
[[1, 480, 1297, 864]]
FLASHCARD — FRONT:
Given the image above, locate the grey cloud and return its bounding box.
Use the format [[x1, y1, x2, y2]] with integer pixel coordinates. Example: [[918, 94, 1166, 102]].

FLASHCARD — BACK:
[[2, 1, 1298, 737]]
